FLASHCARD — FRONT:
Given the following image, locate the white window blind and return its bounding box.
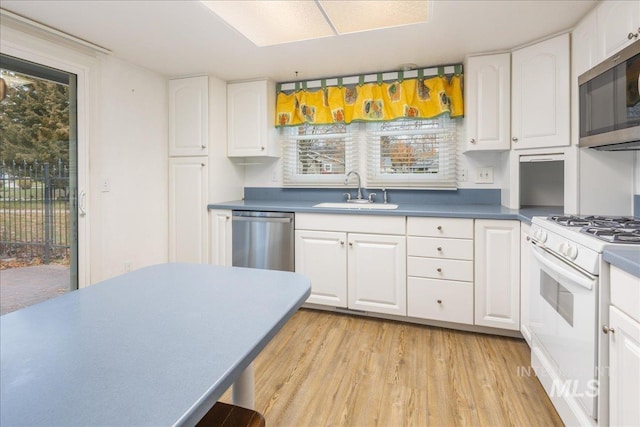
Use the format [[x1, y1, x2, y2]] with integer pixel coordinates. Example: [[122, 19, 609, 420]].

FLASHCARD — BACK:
[[283, 124, 357, 186], [366, 117, 457, 188]]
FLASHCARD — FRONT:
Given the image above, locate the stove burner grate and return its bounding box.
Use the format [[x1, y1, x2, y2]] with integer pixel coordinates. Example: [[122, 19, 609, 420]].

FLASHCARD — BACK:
[[580, 227, 640, 244]]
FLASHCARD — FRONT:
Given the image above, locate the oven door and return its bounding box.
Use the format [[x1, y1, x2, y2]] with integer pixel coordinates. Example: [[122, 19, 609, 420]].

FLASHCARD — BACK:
[[529, 243, 599, 419]]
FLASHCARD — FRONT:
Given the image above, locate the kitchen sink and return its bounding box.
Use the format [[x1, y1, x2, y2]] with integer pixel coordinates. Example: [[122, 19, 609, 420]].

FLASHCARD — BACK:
[[313, 202, 399, 210]]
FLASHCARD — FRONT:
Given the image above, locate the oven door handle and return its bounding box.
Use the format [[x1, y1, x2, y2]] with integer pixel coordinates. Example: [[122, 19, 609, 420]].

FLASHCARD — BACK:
[[531, 245, 596, 290]]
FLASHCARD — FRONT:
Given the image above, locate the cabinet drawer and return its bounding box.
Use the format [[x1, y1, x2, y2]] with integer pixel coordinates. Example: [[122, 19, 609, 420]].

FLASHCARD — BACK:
[[611, 266, 640, 323], [407, 236, 473, 260], [408, 277, 473, 324], [408, 257, 473, 282], [407, 217, 473, 239]]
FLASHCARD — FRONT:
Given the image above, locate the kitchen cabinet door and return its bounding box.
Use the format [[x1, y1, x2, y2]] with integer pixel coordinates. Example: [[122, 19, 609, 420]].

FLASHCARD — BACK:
[[464, 53, 511, 151], [169, 157, 208, 263], [474, 220, 520, 330], [209, 209, 232, 266], [169, 76, 208, 157], [295, 230, 347, 308], [511, 34, 570, 150], [597, 0, 640, 60], [227, 79, 279, 158], [348, 233, 406, 316], [608, 305, 640, 427]]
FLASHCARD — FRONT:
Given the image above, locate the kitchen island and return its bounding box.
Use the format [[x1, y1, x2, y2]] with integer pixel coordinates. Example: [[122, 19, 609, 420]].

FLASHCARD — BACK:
[[0, 263, 311, 426]]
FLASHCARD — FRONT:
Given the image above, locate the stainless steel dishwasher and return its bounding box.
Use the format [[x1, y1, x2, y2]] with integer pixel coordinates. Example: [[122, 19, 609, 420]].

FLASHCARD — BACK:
[[232, 211, 294, 272]]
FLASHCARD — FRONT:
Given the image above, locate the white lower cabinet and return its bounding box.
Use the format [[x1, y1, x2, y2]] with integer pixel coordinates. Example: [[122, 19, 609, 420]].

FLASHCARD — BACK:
[[607, 266, 640, 427], [169, 157, 208, 263], [294, 214, 406, 316], [474, 220, 520, 330], [407, 217, 474, 325], [209, 209, 232, 266], [295, 230, 347, 308], [347, 233, 406, 315]]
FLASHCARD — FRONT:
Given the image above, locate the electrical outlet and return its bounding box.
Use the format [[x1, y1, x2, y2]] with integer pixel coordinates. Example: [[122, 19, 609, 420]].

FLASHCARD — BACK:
[[458, 168, 468, 182], [475, 167, 494, 184], [101, 178, 110, 192]]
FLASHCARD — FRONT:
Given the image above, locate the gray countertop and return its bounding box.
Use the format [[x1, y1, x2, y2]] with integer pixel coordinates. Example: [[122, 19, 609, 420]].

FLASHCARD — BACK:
[[603, 247, 640, 278], [208, 200, 564, 224], [0, 263, 311, 426]]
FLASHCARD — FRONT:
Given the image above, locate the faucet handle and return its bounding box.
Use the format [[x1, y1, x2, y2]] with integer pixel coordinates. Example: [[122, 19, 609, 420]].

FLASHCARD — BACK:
[[382, 188, 388, 204], [343, 192, 352, 201], [367, 192, 377, 203]]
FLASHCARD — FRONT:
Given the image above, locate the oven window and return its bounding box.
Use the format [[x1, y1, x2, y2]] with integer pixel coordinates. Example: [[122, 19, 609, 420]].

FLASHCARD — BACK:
[[540, 271, 574, 326]]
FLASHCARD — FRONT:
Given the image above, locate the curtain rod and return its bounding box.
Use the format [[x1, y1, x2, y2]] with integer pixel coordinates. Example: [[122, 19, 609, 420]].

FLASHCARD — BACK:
[[0, 8, 112, 55], [279, 64, 462, 92]]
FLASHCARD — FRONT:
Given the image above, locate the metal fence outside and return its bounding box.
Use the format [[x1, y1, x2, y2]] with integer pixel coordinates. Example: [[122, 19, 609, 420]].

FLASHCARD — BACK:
[[0, 160, 71, 263]]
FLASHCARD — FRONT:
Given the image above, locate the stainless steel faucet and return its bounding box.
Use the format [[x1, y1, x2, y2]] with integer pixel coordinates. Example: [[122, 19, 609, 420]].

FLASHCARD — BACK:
[[344, 170, 364, 201]]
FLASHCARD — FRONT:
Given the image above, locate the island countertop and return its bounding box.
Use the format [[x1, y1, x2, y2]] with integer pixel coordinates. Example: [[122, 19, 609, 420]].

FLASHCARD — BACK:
[[0, 263, 311, 426]]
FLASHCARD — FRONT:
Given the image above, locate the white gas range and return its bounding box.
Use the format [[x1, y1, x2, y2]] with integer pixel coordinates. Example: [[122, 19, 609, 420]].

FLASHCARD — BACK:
[[528, 215, 639, 427]]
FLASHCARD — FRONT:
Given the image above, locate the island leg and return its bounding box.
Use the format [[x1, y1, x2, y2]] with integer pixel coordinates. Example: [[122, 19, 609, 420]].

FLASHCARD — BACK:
[[232, 362, 255, 409]]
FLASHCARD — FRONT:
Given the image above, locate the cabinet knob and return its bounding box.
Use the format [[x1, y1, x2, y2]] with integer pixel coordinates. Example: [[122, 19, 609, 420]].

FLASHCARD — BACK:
[[201, 144, 206, 149], [340, 240, 345, 246], [437, 226, 443, 231], [225, 216, 230, 220], [261, 146, 265, 151], [512, 137, 518, 142], [437, 299, 442, 304], [470, 138, 476, 144], [628, 32, 638, 40], [436, 267, 442, 273], [437, 247, 442, 252], [602, 325, 615, 334], [201, 163, 206, 167], [348, 242, 353, 247]]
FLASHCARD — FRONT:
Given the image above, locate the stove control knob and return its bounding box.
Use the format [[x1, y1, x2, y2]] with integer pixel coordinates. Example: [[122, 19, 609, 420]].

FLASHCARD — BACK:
[[559, 242, 568, 255], [538, 231, 548, 243], [566, 245, 578, 260]]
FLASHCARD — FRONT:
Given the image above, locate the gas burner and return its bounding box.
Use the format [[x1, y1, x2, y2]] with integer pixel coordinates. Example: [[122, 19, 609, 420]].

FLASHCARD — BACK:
[[547, 215, 640, 229], [581, 227, 640, 244]]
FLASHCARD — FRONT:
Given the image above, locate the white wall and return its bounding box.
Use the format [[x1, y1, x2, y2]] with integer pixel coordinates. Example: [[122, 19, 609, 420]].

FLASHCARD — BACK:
[[91, 55, 168, 281], [1, 18, 169, 284]]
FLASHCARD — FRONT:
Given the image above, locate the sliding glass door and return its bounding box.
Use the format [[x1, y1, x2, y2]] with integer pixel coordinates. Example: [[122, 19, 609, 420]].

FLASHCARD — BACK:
[[0, 54, 78, 314]]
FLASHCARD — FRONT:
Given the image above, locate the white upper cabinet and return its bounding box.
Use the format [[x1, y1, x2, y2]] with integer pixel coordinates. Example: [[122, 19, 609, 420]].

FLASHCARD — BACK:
[[511, 33, 570, 150], [597, 0, 640, 60], [227, 79, 279, 158], [169, 76, 208, 157], [572, 9, 600, 78], [464, 53, 511, 151]]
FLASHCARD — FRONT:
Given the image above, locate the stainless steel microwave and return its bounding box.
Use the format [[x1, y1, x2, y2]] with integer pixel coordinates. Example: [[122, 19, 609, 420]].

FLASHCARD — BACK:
[[579, 40, 640, 151]]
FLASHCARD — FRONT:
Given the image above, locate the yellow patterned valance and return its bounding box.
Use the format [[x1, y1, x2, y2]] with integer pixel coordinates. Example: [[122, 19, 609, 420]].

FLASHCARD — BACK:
[[275, 71, 463, 127]]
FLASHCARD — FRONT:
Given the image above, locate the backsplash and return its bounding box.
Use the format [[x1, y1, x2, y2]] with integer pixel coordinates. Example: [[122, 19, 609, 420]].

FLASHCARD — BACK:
[[243, 187, 502, 205]]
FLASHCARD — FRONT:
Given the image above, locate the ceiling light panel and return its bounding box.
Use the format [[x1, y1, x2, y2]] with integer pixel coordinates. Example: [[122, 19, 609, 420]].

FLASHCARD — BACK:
[[318, 0, 429, 34], [202, 1, 335, 47]]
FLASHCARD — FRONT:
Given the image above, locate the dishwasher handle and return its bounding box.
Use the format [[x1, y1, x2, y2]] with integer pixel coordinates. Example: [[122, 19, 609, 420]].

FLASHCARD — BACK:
[[232, 216, 293, 224]]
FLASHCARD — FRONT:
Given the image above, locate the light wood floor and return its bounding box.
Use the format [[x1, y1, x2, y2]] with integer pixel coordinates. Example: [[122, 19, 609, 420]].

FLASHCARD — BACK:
[[220, 309, 562, 426]]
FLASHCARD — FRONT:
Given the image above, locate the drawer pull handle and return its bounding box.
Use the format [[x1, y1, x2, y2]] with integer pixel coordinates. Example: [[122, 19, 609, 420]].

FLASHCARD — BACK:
[[437, 226, 443, 231], [437, 299, 442, 304], [602, 325, 615, 334], [437, 268, 442, 273], [437, 247, 442, 252]]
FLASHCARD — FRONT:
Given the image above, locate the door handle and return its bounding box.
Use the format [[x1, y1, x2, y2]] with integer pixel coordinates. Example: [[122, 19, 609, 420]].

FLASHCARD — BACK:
[[79, 190, 86, 217]]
